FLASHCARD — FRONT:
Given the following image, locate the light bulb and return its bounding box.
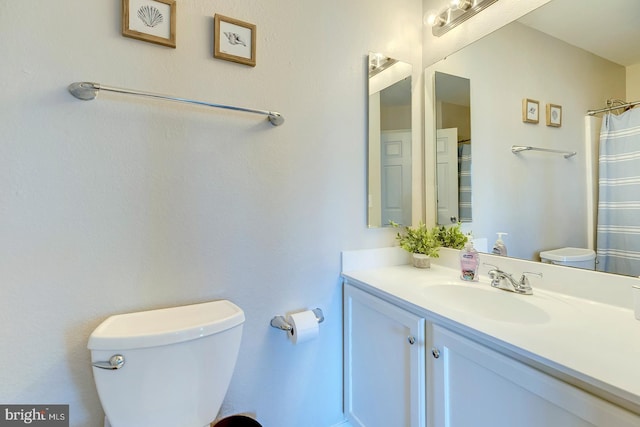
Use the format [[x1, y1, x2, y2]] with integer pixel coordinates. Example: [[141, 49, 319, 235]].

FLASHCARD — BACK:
[[424, 11, 437, 26], [425, 11, 446, 27], [452, 0, 472, 10]]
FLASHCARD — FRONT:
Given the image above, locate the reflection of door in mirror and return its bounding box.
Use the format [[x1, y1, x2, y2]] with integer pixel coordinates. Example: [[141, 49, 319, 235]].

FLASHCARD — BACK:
[[368, 52, 412, 227], [381, 130, 412, 225], [436, 128, 458, 224], [435, 72, 471, 226]]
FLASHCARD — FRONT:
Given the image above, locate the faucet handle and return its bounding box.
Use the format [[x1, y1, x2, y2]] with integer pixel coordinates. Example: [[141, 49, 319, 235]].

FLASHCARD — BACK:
[[483, 263, 503, 287], [519, 271, 543, 287]]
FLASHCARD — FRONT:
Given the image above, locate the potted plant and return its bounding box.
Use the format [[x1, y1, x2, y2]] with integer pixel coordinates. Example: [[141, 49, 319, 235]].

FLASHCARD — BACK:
[[391, 221, 441, 268], [435, 222, 469, 249]]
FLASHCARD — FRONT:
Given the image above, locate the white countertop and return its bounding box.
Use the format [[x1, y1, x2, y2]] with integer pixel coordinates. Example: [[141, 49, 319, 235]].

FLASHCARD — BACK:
[[342, 250, 640, 414]]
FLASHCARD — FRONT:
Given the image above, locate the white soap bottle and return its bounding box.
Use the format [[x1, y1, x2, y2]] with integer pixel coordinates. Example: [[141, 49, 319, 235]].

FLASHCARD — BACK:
[[492, 232, 508, 256], [460, 239, 479, 281]]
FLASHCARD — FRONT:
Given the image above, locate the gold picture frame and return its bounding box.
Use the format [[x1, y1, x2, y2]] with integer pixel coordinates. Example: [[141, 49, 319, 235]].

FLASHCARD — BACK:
[[522, 98, 539, 124], [546, 103, 562, 127], [122, 0, 176, 48], [214, 14, 256, 67]]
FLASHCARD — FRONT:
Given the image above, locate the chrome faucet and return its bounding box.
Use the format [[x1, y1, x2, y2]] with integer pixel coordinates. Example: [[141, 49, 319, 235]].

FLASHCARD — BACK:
[[484, 264, 542, 295]]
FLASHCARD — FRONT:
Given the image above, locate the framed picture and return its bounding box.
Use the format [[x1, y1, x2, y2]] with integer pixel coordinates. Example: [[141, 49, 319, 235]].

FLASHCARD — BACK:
[[522, 99, 539, 124], [546, 103, 562, 127], [214, 14, 256, 67], [122, 0, 176, 48]]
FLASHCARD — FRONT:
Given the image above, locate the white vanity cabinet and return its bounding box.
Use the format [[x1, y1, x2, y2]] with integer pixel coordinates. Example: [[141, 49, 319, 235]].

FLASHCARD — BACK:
[[343, 285, 426, 427], [430, 324, 640, 427], [344, 281, 640, 427]]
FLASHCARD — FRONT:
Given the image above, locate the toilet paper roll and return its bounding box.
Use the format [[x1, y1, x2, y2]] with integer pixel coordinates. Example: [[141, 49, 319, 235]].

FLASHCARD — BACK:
[[286, 310, 319, 344]]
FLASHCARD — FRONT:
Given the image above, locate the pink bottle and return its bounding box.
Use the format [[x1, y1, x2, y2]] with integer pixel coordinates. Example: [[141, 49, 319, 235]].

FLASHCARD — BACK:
[[460, 240, 479, 281]]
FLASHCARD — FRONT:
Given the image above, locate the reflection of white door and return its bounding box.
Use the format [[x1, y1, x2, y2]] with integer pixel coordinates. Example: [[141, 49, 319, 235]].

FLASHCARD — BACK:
[[381, 130, 412, 225], [436, 128, 458, 225]]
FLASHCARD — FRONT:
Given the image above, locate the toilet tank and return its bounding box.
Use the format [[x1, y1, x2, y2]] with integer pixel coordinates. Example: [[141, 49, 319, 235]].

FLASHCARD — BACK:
[[88, 300, 245, 427], [539, 247, 596, 270]]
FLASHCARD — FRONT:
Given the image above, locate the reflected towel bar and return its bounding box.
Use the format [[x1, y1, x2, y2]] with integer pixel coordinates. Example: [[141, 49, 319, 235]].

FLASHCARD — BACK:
[[511, 145, 576, 159], [67, 82, 284, 126]]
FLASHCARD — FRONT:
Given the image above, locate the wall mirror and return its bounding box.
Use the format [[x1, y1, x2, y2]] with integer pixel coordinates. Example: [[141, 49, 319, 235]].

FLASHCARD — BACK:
[[435, 71, 471, 226], [368, 52, 412, 228], [425, 0, 640, 276]]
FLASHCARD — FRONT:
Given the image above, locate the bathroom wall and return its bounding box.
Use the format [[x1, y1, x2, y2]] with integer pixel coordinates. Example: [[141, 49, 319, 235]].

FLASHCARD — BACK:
[[425, 22, 625, 259], [0, 1, 422, 426], [422, 0, 551, 67], [626, 64, 640, 101]]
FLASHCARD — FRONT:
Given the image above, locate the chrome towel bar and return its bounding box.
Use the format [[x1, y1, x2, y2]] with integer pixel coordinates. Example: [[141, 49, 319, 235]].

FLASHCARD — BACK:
[[67, 82, 284, 126], [511, 145, 576, 159]]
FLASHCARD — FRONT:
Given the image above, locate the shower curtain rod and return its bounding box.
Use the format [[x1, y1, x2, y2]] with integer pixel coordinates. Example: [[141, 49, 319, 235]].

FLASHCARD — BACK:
[[67, 82, 284, 126], [587, 100, 640, 116]]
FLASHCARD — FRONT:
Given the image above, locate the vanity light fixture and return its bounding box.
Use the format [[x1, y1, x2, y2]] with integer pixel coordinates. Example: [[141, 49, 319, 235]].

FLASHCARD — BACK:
[[428, 0, 500, 37], [368, 52, 398, 77]]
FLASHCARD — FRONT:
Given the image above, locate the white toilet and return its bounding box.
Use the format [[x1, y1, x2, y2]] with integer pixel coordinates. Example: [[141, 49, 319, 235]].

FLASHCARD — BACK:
[[539, 247, 596, 270], [87, 300, 245, 427]]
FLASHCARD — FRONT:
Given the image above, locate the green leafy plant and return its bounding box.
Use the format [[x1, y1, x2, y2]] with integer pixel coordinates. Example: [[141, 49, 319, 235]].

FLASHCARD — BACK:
[[435, 222, 469, 249], [391, 221, 441, 258]]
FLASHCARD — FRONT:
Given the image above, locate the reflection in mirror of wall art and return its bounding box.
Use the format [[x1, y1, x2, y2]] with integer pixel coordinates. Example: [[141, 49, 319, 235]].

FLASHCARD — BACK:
[[367, 53, 412, 228], [522, 98, 539, 124], [546, 104, 562, 127], [122, 0, 176, 48], [214, 15, 256, 67]]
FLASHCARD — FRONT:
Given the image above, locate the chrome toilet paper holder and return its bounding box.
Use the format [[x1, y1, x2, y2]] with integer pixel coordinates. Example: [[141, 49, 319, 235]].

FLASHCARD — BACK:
[[270, 308, 324, 331]]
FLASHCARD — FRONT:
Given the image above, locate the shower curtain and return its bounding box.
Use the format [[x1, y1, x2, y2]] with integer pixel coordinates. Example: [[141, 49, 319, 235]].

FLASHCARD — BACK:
[[458, 142, 472, 222], [596, 108, 640, 276]]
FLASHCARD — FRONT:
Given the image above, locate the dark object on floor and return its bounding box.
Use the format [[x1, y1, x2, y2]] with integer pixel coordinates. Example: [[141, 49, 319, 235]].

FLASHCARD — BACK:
[[213, 415, 262, 427]]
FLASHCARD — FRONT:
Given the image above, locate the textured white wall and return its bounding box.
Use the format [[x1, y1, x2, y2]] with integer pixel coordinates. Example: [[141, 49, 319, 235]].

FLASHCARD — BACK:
[[0, 1, 421, 426]]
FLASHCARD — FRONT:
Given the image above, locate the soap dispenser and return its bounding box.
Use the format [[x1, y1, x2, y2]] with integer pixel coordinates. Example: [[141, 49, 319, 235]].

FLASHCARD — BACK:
[[492, 232, 508, 256], [460, 238, 479, 281]]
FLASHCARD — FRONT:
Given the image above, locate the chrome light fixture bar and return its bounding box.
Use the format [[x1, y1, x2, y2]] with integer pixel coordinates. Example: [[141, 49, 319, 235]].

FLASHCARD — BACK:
[[430, 0, 500, 37]]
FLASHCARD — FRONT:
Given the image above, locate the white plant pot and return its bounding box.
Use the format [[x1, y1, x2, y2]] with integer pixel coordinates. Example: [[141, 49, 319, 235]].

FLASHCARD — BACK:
[[412, 253, 431, 268]]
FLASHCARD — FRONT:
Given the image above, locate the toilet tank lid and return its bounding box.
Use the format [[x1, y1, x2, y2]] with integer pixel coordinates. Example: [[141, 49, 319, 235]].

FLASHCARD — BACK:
[[87, 300, 245, 350], [539, 247, 596, 262]]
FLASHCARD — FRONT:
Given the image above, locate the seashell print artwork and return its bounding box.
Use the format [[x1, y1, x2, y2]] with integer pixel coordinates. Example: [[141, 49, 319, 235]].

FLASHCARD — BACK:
[[137, 5, 164, 28], [224, 32, 246, 47]]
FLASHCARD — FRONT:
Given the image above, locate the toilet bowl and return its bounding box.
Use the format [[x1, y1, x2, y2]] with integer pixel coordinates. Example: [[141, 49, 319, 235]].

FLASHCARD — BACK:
[[87, 300, 245, 427], [539, 247, 596, 270]]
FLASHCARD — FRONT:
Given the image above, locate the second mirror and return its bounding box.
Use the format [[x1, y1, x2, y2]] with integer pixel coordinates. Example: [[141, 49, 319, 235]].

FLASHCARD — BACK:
[[435, 71, 472, 226]]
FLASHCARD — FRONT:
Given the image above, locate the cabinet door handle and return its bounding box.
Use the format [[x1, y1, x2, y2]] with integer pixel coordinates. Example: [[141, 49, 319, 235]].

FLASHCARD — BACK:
[[407, 336, 416, 345], [432, 347, 440, 359]]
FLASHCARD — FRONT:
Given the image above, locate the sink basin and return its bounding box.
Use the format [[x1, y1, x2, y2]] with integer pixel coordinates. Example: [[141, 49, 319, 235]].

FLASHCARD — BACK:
[[423, 284, 550, 324]]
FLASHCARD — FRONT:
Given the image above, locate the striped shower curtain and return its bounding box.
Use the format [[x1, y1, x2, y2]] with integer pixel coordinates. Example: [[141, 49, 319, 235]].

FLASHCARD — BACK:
[[596, 108, 640, 276], [458, 142, 472, 222]]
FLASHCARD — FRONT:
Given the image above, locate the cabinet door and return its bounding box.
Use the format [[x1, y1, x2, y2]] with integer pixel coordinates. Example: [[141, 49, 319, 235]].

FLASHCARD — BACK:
[[344, 285, 426, 427], [431, 324, 640, 427]]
